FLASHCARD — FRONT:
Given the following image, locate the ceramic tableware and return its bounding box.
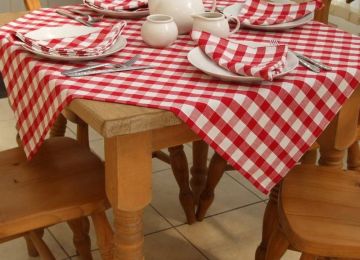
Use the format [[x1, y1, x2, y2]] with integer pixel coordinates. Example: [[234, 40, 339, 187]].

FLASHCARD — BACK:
[[148, 0, 217, 34], [19, 36, 127, 61], [141, 14, 178, 48], [223, 2, 314, 31], [187, 43, 299, 83], [192, 12, 240, 38]]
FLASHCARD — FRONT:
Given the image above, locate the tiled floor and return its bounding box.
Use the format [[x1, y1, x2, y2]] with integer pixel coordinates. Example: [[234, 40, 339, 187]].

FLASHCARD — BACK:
[[0, 98, 300, 259]]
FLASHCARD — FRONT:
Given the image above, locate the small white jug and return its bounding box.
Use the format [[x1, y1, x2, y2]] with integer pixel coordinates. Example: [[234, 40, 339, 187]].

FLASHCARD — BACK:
[[141, 14, 178, 48], [192, 12, 240, 38]]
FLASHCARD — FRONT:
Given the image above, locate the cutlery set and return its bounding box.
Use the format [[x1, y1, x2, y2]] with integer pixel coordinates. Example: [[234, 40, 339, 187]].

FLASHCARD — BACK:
[[62, 54, 153, 77], [270, 40, 332, 72]]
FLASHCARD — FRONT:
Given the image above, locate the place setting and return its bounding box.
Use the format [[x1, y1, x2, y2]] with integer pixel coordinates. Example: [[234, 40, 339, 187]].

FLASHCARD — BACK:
[[221, 0, 321, 31], [180, 0, 335, 83], [83, 0, 150, 18]]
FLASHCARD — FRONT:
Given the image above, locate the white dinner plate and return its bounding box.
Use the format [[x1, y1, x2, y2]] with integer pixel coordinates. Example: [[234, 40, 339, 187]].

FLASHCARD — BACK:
[[187, 45, 299, 83], [223, 3, 314, 31], [84, 3, 149, 18], [25, 25, 101, 40]]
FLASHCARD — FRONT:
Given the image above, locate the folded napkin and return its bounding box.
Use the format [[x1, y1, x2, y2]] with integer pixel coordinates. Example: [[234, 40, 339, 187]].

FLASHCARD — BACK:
[[239, 0, 322, 26], [84, 0, 148, 11], [191, 30, 289, 81], [16, 22, 126, 57]]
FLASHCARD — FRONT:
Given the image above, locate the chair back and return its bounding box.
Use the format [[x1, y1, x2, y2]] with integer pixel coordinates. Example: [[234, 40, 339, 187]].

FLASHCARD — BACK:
[[314, 0, 331, 23], [24, 0, 41, 11]]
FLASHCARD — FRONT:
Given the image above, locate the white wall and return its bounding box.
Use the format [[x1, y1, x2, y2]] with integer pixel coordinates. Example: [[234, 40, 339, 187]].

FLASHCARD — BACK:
[[0, 0, 81, 12]]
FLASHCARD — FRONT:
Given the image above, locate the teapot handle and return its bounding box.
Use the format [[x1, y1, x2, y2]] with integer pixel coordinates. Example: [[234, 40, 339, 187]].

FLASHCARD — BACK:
[[210, 0, 217, 12]]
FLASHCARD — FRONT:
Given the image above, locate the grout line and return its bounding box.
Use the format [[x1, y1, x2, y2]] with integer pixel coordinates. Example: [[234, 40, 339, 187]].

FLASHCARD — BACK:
[[225, 171, 268, 201], [46, 228, 72, 259], [172, 200, 266, 229]]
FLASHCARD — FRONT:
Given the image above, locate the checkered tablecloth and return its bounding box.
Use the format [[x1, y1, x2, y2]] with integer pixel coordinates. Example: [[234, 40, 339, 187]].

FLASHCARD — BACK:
[[0, 1, 359, 193]]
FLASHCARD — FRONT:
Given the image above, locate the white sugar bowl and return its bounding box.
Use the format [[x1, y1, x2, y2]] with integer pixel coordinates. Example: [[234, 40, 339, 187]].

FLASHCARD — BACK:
[[141, 14, 178, 48]]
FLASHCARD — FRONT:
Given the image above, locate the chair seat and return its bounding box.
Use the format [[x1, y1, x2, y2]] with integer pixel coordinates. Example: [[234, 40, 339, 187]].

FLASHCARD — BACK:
[[279, 165, 360, 258], [0, 137, 108, 239]]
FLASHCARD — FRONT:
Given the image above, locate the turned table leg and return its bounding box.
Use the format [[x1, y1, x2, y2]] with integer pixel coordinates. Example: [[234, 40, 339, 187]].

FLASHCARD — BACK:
[[347, 141, 360, 171], [256, 184, 280, 260], [105, 132, 152, 260], [190, 140, 209, 204], [196, 153, 227, 221], [168, 145, 196, 224]]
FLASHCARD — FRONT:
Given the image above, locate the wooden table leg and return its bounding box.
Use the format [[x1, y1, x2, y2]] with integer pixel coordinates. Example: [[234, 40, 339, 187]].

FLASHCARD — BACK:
[[168, 145, 196, 224], [49, 113, 67, 137], [196, 153, 227, 221], [105, 132, 152, 260], [190, 140, 209, 204], [347, 141, 360, 171], [255, 184, 281, 260]]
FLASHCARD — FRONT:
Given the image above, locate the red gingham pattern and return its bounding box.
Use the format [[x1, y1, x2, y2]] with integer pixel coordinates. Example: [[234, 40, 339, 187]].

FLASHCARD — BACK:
[[15, 21, 125, 57], [0, 1, 359, 194], [239, 0, 320, 25], [84, 0, 148, 11], [191, 30, 288, 81]]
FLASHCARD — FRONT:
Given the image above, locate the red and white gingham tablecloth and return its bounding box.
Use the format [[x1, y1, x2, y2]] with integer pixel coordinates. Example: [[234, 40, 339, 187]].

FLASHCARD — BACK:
[[0, 1, 359, 193]]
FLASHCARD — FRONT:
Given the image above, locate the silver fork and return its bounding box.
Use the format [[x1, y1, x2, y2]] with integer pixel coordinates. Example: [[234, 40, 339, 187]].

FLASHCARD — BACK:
[[270, 40, 332, 72], [62, 54, 141, 76]]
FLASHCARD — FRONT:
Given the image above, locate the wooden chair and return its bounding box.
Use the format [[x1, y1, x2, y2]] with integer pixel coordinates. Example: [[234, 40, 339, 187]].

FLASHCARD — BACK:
[[264, 164, 360, 259], [0, 137, 113, 260]]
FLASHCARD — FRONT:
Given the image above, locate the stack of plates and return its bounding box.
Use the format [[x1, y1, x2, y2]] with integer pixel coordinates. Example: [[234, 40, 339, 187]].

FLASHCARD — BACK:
[[83, 0, 149, 18], [15, 24, 127, 61]]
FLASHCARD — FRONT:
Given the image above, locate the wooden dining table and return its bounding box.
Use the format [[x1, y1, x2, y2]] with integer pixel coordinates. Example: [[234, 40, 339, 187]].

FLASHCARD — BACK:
[[1, 1, 360, 259], [64, 83, 360, 259]]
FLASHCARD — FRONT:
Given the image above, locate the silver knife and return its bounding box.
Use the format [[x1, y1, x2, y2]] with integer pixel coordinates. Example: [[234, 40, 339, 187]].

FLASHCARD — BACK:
[[56, 10, 93, 27], [63, 65, 153, 77], [63, 55, 140, 75], [294, 52, 332, 71], [298, 58, 321, 73]]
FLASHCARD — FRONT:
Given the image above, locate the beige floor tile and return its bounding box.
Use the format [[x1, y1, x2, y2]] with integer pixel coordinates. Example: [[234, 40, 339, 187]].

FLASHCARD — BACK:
[[67, 121, 102, 142], [0, 120, 18, 150], [177, 203, 300, 260], [151, 169, 261, 226], [226, 171, 269, 200], [144, 229, 206, 260], [49, 207, 171, 256], [0, 229, 69, 260], [71, 250, 101, 259], [0, 98, 14, 121]]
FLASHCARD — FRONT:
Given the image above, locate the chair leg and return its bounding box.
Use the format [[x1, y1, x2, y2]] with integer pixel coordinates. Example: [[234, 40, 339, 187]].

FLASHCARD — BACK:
[[67, 217, 93, 260], [50, 113, 67, 137], [264, 226, 289, 260], [24, 228, 44, 257], [256, 184, 281, 260], [300, 149, 318, 165], [196, 153, 227, 221], [168, 145, 196, 224], [91, 211, 114, 260], [28, 230, 56, 260]]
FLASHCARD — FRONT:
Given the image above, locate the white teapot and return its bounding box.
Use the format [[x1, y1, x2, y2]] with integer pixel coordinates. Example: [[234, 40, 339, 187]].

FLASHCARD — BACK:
[[148, 0, 217, 34]]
